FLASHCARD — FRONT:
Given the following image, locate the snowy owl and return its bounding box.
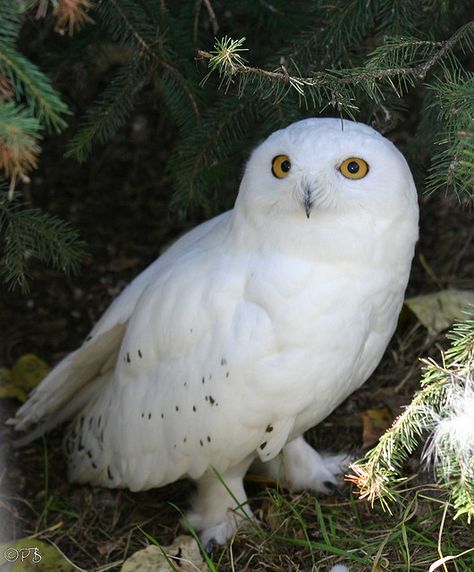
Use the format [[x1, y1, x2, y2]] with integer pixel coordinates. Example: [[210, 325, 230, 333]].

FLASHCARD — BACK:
[[10, 117, 419, 548]]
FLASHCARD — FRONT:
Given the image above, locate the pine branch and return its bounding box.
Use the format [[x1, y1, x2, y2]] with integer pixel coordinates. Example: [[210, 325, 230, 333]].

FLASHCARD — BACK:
[[97, 0, 201, 121], [425, 70, 474, 202], [66, 57, 150, 162], [0, 44, 70, 132], [0, 101, 41, 185], [349, 313, 474, 522], [0, 0, 23, 47], [54, 0, 95, 36], [0, 188, 87, 292], [169, 97, 258, 210], [197, 22, 474, 108]]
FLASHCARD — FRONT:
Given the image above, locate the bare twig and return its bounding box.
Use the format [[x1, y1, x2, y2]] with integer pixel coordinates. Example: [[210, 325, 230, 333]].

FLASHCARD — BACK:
[[203, 0, 219, 34]]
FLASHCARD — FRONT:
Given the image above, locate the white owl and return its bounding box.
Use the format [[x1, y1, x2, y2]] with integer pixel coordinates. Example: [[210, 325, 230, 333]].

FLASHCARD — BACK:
[[10, 118, 419, 548]]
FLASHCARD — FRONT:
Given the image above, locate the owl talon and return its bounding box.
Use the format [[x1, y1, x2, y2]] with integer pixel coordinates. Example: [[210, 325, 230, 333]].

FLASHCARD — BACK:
[[205, 537, 218, 554], [323, 481, 345, 498]]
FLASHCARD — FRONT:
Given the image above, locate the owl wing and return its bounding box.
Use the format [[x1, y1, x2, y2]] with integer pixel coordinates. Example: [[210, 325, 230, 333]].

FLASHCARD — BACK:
[[9, 212, 231, 441]]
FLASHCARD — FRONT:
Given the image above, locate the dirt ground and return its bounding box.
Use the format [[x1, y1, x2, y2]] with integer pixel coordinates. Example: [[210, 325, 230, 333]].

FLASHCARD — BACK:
[[1, 106, 473, 570]]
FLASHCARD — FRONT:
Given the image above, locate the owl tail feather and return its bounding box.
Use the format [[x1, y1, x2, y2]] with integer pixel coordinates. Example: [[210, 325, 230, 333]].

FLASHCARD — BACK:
[[7, 324, 125, 445]]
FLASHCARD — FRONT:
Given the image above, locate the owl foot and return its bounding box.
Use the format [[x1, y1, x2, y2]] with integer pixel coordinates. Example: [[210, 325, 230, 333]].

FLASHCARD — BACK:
[[254, 435, 351, 495], [199, 511, 252, 552], [185, 456, 254, 547]]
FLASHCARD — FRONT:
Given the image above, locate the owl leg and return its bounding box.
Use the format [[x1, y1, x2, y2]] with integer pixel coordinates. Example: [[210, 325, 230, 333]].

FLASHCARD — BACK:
[[254, 435, 350, 494], [185, 455, 255, 550]]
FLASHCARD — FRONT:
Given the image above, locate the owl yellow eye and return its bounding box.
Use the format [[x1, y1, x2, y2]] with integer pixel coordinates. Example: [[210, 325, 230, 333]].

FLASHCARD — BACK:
[[272, 155, 292, 178], [339, 157, 369, 179]]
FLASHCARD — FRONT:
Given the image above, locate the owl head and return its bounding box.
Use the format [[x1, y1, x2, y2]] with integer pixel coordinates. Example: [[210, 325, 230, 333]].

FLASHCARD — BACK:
[[236, 118, 418, 225]]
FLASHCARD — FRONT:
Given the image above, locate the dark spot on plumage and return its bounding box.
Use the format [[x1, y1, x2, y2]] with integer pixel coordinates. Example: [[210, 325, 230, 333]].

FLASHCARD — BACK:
[[138, 349, 142, 358], [100, 430, 104, 444], [184, 382, 188, 387], [202, 377, 205, 384], [78, 443, 85, 452], [71, 429, 77, 439], [221, 358, 227, 366], [161, 413, 164, 419], [148, 413, 152, 419], [226, 371, 230, 378], [92, 462, 97, 469], [200, 439, 203, 446], [260, 441, 267, 450], [175, 406, 179, 411], [126, 352, 131, 363], [209, 395, 215, 405], [205, 396, 208, 401], [141, 412, 144, 418], [89, 417, 93, 428], [87, 450, 92, 459], [190, 328, 193, 333], [86, 335, 92, 341], [107, 466, 113, 480], [79, 416, 84, 429], [208, 374, 212, 380], [173, 444, 176, 449], [183, 437, 187, 443], [97, 415, 102, 427], [193, 405, 196, 412], [266, 424, 274, 433], [207, 436, 211, 442]]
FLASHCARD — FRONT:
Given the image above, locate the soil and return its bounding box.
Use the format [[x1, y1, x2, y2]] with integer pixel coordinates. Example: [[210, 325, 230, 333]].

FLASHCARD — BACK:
[[0, 106, 473, 570]]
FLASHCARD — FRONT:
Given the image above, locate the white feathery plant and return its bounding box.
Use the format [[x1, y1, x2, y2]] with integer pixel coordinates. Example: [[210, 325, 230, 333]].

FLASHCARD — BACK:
[[351, 311, 474, 522]]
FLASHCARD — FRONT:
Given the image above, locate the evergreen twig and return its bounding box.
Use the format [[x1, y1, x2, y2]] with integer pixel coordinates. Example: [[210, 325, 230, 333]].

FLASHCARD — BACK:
[[197, 22, 474, 94], [350, 313, 474, 523]]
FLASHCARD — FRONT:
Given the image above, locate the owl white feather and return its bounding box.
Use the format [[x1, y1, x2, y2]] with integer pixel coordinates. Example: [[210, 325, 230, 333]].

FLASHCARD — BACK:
[[9, 118, 419, 547]]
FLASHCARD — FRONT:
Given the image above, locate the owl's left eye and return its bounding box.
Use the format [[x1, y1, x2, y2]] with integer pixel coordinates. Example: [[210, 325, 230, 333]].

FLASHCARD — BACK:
[[272, 155, 292, 178], [339, 157, 369, 179]]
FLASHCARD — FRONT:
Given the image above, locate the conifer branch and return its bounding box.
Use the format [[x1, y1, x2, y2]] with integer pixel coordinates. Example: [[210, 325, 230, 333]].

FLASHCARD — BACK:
[[66, 57, 149, 162], [0, 188, 87, 292], [349, 313, 474, 522], [104, 0, 201, 120], [197, 22, 474, 98], [0, 102, 41, 186], [0, 45, 70, 132], [53, 0, 95, 36], [187, 102, 245, 204]]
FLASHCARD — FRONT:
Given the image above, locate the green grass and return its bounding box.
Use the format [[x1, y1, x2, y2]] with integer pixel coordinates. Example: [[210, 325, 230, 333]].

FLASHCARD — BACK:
[[192, 483, 474, 571], [132, 481, 474, 571]]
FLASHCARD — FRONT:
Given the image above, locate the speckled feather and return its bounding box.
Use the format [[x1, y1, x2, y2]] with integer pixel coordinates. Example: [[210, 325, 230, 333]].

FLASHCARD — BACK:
[[10, 118, 418, 542]]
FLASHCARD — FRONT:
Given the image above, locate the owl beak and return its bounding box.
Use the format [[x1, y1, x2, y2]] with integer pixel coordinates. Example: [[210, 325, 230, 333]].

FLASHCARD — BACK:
[[303, 185, 314, 219]]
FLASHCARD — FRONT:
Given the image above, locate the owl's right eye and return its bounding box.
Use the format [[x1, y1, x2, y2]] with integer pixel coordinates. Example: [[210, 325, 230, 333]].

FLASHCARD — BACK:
[[272, 155, 292, 178]]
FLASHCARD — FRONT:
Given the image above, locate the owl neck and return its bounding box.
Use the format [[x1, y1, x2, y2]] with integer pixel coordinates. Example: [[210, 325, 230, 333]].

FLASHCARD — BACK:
[[228, 202, 417, 269]]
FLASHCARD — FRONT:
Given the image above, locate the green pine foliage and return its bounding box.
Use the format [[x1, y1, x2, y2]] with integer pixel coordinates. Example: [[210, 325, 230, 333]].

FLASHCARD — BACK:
[[0, 185, 86, 292], [0, 101, 41, 180], [351, 314, 474, 523], [0, 0, 77, 291], [425, 70, 474, 201], [0, 0, 69, 132]]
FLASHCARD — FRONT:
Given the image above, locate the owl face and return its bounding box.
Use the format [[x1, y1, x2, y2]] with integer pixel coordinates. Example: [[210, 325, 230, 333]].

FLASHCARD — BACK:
[[237, 118, 417, 221]]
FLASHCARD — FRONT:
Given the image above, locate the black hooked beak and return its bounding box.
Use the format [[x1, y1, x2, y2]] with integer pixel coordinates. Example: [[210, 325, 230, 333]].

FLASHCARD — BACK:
[[303, 185, 314, 219]]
